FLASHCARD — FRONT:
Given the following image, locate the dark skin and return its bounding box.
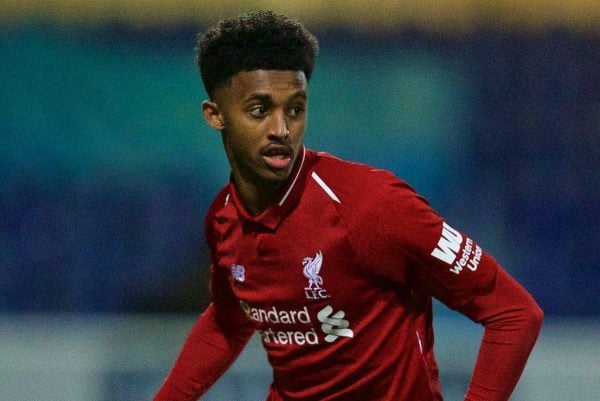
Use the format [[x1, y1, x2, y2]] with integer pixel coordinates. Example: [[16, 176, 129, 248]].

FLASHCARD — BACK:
[[202, 70, 308, 215]]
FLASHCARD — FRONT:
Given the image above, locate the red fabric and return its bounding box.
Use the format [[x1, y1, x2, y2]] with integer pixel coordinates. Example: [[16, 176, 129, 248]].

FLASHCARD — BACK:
[[459, 268, 544, 401], [155, 270, 542, 401], [153, 304, 254, 401], [154, 150, 543, 401]]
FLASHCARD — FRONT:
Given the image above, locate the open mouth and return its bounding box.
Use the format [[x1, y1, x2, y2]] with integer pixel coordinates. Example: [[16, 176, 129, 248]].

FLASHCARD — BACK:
[[262, 144, 293, 170]]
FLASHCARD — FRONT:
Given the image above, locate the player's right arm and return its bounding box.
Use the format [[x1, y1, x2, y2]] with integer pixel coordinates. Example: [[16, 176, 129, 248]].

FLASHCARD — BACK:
[[153, 257, 255, 401], [153, 299, 254, 401], [154, 192, 255, 401]]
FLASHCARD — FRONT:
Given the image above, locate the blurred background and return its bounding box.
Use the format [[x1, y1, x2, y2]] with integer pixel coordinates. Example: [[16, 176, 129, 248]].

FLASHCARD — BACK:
[[1, 1, 598, 400]]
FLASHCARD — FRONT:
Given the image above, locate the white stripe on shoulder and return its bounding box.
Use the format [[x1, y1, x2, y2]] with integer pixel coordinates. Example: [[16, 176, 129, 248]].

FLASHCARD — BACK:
[[311, 172, 341, 204], [224, 193, 230, 205]]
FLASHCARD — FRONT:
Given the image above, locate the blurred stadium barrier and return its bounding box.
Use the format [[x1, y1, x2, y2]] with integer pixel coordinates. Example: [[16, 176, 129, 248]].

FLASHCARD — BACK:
[[1, 314, 598, 401], [1, 0, 599, 32]]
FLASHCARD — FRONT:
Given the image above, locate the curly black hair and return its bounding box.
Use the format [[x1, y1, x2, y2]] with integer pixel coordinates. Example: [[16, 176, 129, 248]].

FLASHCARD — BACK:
[[197, 10, 319, 98]]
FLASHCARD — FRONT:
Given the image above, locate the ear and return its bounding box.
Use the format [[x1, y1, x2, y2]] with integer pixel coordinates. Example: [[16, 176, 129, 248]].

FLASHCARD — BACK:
[[202, 100, 225, 131]]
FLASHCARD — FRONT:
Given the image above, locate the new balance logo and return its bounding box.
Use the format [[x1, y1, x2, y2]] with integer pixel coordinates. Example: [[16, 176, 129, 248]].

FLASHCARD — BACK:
[[317, 305, 354, 343], [231, 264, 245, 282], [431, 222, 463, 265]]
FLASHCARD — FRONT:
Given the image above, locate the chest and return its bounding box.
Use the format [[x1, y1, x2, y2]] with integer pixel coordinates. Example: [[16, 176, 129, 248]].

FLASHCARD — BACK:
[[219, 209, 370, 307]]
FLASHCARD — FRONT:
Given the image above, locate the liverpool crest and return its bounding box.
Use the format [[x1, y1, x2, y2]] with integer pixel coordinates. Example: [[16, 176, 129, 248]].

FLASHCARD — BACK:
[[303, 251, 329, 299]]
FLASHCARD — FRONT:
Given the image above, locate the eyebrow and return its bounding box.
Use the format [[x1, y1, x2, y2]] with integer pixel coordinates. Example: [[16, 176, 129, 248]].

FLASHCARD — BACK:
[[244, 94, 272, 104], [243, 91, 307, 104]]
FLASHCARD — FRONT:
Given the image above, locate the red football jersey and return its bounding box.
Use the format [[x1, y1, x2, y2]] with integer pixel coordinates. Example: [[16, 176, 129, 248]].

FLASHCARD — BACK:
[[155, 147, 542, 401], [203, 148, 499, 401]]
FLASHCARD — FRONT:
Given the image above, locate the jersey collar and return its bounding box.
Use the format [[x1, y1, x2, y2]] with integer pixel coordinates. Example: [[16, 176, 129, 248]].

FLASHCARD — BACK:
[[227, 147, 314, 230]]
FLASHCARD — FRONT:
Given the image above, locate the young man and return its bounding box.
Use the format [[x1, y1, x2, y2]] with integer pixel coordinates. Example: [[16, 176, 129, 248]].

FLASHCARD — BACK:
[[155, 10, 543, 401]]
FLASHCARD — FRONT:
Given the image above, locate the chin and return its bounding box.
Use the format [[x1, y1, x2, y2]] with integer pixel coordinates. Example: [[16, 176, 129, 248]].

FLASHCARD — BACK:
[[258, 164, 292, 182], [264, 171, 291, 183]]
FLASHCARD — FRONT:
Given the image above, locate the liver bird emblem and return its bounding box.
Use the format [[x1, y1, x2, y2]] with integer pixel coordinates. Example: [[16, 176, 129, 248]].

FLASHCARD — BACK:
[[303, 251, 323, 290]]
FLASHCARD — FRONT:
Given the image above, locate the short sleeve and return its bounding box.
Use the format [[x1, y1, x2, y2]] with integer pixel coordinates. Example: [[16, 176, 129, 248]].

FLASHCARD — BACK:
[[348, 174, 498, 310]]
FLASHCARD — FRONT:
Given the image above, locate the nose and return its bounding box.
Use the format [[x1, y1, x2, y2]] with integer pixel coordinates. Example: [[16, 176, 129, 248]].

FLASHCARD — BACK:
[[268, 111, 289, 140]]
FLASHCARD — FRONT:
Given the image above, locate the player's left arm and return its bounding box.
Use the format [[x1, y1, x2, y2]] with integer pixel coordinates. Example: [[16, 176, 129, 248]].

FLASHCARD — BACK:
[[456, 265, 543, 401], [404, 210, 543, 400], [402, 217, 543, 401], [397, 189, 543, 400], [356, 176, 543, 401]]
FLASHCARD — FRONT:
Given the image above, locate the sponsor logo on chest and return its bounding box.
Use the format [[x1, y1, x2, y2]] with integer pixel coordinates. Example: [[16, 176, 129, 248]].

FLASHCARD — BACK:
[[233, 250, 355, 346], [240, 300, 354, 345]]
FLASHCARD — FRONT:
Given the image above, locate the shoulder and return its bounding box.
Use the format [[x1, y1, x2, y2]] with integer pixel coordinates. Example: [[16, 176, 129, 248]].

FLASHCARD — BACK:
[[310, 151, 436, 244], [204, 184, 231, 247], [310, 151, 422, 207], [205, 185, 230, 222]]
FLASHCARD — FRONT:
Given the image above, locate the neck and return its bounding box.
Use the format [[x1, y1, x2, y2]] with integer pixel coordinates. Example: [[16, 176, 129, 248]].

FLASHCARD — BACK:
[[233, 174, 285, 216]]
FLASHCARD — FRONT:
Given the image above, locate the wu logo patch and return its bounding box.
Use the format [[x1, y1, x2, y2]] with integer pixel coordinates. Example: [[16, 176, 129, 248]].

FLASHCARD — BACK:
[[303, 251, 330, 299], [231, 264, 245, 282], [431, 222, 463, 265]]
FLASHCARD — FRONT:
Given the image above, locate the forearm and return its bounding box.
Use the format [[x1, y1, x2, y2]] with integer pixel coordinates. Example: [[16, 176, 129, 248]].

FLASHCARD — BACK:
[[154, 304, 254, 401], [461, 268, 544, 401]]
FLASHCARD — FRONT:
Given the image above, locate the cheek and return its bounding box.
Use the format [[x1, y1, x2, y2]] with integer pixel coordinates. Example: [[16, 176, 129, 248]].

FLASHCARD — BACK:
[[225, 123, 260, 154], [291, 121, 306, 140]]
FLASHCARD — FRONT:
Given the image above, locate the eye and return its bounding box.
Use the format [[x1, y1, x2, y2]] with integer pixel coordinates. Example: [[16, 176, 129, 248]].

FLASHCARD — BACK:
[[289, 105, 305, 117], [249, 105, 268, 118]]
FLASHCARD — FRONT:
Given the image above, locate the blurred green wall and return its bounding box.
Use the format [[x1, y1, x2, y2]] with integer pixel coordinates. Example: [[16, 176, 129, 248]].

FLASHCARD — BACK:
[[1, 18, 598, 314]]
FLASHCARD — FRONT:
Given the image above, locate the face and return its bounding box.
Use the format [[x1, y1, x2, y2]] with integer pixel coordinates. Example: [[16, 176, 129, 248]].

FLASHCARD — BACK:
[[203, 70, 308, 194]]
